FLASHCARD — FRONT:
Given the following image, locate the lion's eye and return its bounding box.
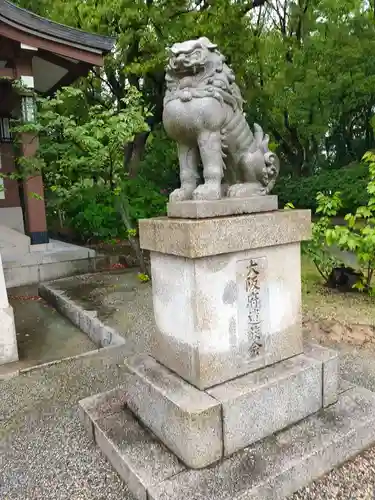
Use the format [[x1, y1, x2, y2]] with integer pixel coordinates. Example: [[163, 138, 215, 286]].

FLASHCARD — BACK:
[[191, 50, 201, 60]]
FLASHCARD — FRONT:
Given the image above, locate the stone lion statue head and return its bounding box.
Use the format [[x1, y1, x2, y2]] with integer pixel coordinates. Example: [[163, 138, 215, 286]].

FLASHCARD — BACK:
[[165, 37, 243, 111], [167, 37, 221, 75]]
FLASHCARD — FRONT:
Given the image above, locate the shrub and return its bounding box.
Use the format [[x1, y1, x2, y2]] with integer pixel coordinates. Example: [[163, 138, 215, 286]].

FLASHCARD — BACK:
[[323, 152, 375, 293], [295, 152, 375, 294], [285, 199, 341, 283], [46, 177, 167, 243], [275, 162, 369, 214]]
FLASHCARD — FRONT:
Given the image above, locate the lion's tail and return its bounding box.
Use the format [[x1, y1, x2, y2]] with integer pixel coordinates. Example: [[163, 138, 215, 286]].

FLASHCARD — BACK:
[[250, 123, 270, 154]]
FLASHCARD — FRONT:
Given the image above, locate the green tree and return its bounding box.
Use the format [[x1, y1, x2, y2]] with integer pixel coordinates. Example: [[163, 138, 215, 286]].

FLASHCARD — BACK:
[[13, 85, 166, 273], [14, 0, 375, 178], [14, 0, 270, 176], [244, 0, 375, 175]]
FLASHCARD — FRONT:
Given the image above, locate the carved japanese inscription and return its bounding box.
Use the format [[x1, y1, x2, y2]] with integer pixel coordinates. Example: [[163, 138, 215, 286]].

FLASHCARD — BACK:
[[245, 259, 263, 356]]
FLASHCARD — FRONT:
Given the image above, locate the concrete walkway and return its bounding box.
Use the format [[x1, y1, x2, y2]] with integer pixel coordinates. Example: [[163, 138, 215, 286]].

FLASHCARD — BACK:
[[0, 286, 96, 378]]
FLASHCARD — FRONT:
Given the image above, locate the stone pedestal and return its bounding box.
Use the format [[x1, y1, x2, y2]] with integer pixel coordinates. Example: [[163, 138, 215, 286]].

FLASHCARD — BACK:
[[0, 253, 18, 365], [79, 203, 375, 500], [167, 195, 278, 219], [117, 347, 337, 469], [132, 207, 338, 469], [139, 210, 310, 389]]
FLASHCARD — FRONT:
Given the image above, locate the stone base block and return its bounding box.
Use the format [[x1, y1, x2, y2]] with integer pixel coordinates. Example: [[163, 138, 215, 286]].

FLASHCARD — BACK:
[[0, 305, 19, 365], [167, 195, 278, 219], [122, 354, 222, 469], [80, 384, 375, 500], [148, 242, 305, 389], [207, 354, 324, 456], [304, 342, 339, 407], [118, 348, 338, 465]]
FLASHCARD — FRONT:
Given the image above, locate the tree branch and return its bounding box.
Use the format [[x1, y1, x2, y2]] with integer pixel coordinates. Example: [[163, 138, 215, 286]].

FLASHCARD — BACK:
[[241, 0, 269, 16]]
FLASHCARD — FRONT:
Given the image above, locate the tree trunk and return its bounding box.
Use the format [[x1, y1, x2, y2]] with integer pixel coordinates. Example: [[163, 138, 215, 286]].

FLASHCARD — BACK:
[[116, 196, 150, 276], [123, 131, 149, 178]]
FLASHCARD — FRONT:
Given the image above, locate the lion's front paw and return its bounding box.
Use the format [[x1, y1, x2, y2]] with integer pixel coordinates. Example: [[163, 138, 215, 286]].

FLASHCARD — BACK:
[[169, 187, 195, 202], [192, 183, 222, 201]]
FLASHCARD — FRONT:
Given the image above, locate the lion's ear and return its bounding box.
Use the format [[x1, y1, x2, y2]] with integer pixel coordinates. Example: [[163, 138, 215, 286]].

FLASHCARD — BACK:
[[198, 37, 217, 50]]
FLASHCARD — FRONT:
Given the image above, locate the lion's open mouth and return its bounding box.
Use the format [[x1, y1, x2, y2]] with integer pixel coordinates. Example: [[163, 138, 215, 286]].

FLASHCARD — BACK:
[[171, 55, 206, 74]]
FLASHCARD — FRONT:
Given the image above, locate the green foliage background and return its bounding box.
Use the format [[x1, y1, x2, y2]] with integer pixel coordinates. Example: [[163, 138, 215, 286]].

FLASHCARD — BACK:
[[275, 163, 370, 214], [10, 0, 375, 241]]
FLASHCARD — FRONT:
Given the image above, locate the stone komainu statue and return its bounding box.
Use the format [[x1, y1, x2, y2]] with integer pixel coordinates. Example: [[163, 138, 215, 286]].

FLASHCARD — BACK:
[[163, 37, 280, 202]]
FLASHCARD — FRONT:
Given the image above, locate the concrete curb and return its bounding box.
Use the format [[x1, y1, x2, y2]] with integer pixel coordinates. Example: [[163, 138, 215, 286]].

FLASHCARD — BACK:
[[39, 283, 125, 349]]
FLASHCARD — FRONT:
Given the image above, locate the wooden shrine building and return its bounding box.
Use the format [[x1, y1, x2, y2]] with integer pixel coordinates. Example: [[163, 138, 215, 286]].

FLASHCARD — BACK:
[[0, 0, 115, 244]]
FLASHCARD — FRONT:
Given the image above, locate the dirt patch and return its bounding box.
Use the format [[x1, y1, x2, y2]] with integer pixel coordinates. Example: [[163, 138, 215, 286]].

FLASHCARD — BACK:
[[304, 319, 375, 347], [301, 255, 375, 350], [302, 256, 375, 329]]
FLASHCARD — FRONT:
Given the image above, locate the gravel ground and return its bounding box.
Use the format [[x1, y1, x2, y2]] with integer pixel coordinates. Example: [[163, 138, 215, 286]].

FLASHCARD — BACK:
[[292, 449, 375, 500], [292, 345, 375, 500], [0, 345, 134, 500], [3, 338, 375, 499]]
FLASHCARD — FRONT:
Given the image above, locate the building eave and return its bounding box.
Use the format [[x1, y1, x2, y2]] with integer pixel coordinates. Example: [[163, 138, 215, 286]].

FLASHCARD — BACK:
[[0, 0, 115, 55]]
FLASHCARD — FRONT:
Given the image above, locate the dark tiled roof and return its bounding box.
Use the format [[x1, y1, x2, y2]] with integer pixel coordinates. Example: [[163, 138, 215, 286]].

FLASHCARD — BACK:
[[0, 0, 115, 53]]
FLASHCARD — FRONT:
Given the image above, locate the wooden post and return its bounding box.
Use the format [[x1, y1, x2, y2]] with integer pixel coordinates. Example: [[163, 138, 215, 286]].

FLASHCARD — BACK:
[[20, 133, 48, 244], [15, 51, 49, 244]]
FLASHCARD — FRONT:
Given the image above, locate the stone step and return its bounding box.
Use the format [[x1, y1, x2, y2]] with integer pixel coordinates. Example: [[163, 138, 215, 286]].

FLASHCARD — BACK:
[[3, 239, 97, 287], [0, 225, 30, 260], [122, 353, 223, 469], [79, 385, 375, 500], [122, 347, 339, 462], [79, 388, 185, 500]]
